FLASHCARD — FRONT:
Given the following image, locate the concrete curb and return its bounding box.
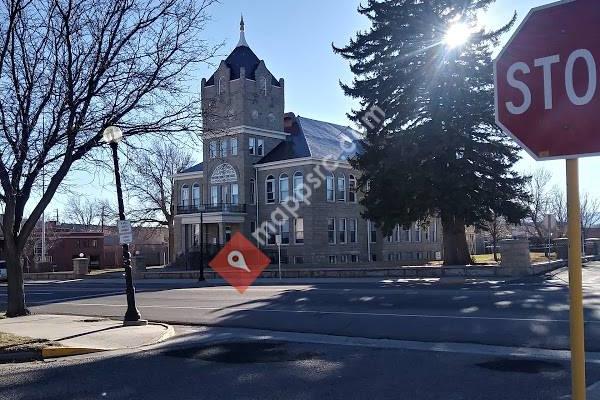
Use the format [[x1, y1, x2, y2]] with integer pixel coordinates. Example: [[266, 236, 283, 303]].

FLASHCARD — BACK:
[[38, 322, 175, 360], [0, 351, 41, 363]]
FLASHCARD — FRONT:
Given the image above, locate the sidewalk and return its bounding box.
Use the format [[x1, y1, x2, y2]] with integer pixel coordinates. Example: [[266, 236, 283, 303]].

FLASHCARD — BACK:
[[0, 314, 174, 361]]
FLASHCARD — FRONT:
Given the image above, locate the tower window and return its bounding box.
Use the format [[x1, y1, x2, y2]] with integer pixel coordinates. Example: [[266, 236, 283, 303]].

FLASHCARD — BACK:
[[249, 137, 256, 155], [230, 137, 238, 156], [262, 77, 268, 96], [257, 139, 264, 156]]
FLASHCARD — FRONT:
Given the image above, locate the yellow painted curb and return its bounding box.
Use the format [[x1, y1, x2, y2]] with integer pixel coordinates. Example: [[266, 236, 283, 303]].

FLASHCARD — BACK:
[[42, 346, 105, 359]]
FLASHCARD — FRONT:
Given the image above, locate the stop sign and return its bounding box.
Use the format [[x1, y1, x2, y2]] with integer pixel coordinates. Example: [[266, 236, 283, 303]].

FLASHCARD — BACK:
[[494, 0, 600, 160]]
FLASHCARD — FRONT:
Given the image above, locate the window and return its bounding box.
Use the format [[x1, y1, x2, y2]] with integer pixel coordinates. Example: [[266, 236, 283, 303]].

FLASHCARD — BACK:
[[328, 218, 336, 244], [326, 173, 335, 202], [210, 186, 218, 206], [231, 184, 239, 205], [257, 139, 264, 156], [403, 229, 411, 242], [230, 137, 238, 155], [92, 240, 97, 248], [192, 183, 201, 207], [250, 221, 256, 235], [340, 254, 348, 263], [395, 224, 401, 242], [293, 172, 304, 202], [349, 219, 357, 243], [279, 174, 289, 203], [249, 179, 256, 204], [329, 255, 336, 264], [267, 225, 276, 245], [266, 175, 275, 203], [349, 175, 357, 203], [351, 254, 359, 263], [249, 137, 256, 155], [387, 253, 395, 261], [339, 218, 347, 244], [279, 219, 290, 245], [218, 77, 224, 95], [193, 224, 201, 246], [295, 256, 304, 265], [180, 185, 189, 206], [369, 220, 377, 243], [221, 185, 229, 204], [294, 218, 304, 244], [262, 77, 268, 96], [414, 224, 422, 242], [209, 141, 217, 158], [219, 140, 227, 157], [433, 221, 438, 242], [337, 175, 346, 202], [424, 225, 430, 242]]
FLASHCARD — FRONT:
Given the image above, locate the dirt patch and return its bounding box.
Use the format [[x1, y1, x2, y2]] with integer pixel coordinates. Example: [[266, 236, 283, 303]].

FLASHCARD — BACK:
[[0, 331, 61, 363]]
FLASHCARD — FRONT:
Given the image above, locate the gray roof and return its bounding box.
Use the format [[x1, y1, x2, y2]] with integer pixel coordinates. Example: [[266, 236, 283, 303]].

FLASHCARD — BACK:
[[181, 162, 204, 174], [257, 116, 362, 164]]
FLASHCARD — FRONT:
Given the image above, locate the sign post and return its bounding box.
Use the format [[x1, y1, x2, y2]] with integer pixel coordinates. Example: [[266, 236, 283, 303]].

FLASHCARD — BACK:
[[494, 2, 600, 398], [567, 159, 586, 400], [275, 234, 282, 280]]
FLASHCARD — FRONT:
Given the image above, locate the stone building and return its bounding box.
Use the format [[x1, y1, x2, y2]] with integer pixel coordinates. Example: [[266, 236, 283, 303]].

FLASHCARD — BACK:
[[172, 19, 443, 267]]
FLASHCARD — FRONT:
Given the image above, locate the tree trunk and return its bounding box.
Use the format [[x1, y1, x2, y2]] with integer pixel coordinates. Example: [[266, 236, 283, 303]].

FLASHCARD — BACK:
[[4, 236, 29, 317], [492, 237, 499, 262], [441, 214, 472, 266]]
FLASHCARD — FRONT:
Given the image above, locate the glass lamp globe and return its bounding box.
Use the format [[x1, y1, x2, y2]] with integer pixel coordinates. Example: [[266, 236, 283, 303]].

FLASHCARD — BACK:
[[102, 126, 124, 144]]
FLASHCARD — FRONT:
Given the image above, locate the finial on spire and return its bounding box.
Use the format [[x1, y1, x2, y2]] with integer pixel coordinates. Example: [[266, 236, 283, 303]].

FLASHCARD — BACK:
[[237, 14, 248, 47]]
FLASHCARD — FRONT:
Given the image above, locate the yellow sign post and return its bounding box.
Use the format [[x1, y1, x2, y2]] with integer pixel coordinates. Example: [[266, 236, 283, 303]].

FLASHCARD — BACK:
[[566, 158, 586, 400]]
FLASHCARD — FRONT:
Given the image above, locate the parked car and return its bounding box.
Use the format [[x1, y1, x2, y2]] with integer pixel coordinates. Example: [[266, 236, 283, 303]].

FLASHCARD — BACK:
[[0, 260, 7, 282]]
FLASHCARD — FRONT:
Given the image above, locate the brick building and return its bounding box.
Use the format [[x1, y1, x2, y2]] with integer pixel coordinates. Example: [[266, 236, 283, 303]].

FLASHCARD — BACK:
[[172, 19, 443, 267]]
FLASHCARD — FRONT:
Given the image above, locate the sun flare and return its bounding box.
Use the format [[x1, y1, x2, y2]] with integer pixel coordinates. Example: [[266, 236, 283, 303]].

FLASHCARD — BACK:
[[444, 22, 472, 48]]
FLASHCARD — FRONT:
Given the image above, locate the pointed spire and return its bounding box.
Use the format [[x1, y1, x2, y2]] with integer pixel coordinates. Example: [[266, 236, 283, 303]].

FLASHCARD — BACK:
[[237, 14, 249, 48]]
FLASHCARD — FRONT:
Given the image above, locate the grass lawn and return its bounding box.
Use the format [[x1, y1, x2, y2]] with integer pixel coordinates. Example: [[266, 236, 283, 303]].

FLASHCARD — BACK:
[[0, 331, 58, 356], [472, 252, 558, 265]]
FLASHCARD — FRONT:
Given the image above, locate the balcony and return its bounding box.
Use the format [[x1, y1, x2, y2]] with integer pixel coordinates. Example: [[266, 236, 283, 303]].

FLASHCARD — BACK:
[[177, 203, 247, 215]]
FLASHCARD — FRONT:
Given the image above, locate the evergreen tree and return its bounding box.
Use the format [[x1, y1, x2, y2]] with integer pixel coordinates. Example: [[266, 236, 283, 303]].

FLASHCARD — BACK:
[[334, 0, 529, 265]]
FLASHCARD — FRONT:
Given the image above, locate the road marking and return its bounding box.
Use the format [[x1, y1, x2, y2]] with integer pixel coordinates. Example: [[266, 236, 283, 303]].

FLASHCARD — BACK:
[[30, 291, 125, 305], [51, 302, 600, 324]]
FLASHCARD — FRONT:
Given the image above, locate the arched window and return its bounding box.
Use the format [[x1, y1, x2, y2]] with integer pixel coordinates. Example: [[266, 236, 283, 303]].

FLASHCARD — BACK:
[[326, 173, 335, 202], [266, 175, 275, 204], [180, 185, 189, 207], [293, 172, 304, 202], [249, 179, 256, 204], [279, 174, 289, 203], [348, 175, 357, 203], [192, 183, 201, 207], [337, 174, 346, 202]]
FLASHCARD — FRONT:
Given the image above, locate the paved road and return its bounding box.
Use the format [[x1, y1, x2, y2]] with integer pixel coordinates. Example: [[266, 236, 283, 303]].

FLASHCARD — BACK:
[[2, 263, 600, 351], [0, 329, 594, 400]]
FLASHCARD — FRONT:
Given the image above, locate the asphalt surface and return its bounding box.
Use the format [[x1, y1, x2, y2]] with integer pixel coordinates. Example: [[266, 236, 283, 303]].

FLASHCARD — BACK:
[[2, 263, 600, 351], [0, 333, 593, 400]]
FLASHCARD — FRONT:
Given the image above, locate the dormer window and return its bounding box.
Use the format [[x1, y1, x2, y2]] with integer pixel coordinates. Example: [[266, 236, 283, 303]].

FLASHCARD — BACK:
[[257, 138, 264, 156]]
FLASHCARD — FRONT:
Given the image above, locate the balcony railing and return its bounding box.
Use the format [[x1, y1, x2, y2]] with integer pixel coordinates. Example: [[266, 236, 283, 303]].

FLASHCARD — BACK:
[[177, 203, 247, 215]]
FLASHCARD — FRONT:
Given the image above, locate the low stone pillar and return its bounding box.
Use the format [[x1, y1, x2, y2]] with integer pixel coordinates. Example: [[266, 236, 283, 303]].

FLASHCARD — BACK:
[[499, 239, 531, 276], [72, 257, 89, 277], [131, 255, 146, 279], [585, 238, 600, 256], [554, 238, 569, 260]]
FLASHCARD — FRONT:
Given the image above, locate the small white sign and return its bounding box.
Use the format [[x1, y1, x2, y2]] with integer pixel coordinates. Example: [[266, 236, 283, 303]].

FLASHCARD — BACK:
[[118, 220, 133, 245], [275, 234, 282, 246]]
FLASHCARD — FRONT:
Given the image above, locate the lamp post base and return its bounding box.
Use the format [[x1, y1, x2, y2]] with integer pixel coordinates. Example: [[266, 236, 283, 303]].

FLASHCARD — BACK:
[[123, 319, 149, 327]]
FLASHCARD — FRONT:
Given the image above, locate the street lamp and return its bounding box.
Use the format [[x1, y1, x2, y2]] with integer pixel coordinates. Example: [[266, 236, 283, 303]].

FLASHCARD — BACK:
[[103, 126, 147, 326]]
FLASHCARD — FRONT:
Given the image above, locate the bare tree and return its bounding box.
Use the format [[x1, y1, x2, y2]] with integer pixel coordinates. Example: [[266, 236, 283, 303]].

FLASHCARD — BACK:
[[581, 192, 600, 241], [0, 0, 219, 316], [525, 168, 552, 239], [64, 197, 97, 227], [478, 211, 510, 262], [124, 141, 193, 262], [549, 185, 567, 237]]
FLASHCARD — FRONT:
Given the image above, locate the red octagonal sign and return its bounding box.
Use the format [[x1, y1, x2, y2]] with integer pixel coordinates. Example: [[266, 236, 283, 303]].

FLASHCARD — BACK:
[[495, 0, 600, 160]]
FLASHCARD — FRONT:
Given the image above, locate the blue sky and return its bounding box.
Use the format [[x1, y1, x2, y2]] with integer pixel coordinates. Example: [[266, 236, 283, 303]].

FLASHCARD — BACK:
[[45, 0, 600, 219]]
